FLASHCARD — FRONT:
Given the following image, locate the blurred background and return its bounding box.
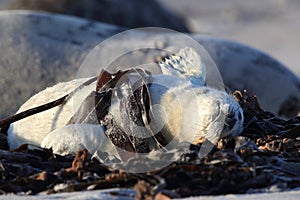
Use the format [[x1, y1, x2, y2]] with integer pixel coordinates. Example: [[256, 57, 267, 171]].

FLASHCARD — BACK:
[[0, 0, 298, 77], [159, 0, 300, 77]]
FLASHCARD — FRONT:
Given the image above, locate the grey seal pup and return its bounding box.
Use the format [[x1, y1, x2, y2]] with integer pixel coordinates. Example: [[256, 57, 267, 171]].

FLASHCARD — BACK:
[[8, 47, 244, 158]]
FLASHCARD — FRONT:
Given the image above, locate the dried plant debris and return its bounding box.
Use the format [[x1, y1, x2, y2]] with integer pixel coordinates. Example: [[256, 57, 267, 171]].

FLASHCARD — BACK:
[[0, 89, 299, 198]]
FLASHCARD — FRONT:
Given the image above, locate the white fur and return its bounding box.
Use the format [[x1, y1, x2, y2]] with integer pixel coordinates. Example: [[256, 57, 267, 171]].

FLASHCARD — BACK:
[[7, 47, 244, 156], [8, 78, 95, 149], [159, 47, 206, 87], [41, 124, 119, 160], [161, 86, 244, 144]]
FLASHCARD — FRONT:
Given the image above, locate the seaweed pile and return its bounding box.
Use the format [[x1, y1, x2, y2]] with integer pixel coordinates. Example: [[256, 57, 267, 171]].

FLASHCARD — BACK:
[[0, 90, 299, 199]]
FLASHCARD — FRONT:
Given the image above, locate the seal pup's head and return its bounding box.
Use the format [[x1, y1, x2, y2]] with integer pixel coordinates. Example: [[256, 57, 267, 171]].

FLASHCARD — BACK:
[[159, 85, 244, 145], [157, 46, 243, 145]]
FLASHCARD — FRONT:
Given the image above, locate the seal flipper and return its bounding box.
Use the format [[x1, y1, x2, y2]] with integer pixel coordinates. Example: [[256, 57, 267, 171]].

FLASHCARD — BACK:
[[158, 47, 206, 87]]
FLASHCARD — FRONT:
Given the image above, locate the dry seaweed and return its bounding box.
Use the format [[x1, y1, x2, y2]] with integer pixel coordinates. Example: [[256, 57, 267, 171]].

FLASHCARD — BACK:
[[0, 88, 299, 198]]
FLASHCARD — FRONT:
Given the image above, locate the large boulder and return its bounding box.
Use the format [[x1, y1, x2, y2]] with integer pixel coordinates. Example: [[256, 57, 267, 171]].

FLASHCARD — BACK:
[[0, 11, 299, 119], [193, 36, 300, 118], [0, 11, 125, 119], [0, 0, 190, 32]]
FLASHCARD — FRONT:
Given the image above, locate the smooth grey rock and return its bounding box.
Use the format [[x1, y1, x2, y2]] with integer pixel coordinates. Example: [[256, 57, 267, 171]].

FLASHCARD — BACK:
[[0, 0, 190, 32], [0, 11, 299, 119], [0, 11, 124, 118], [193, 35, 300, 118]]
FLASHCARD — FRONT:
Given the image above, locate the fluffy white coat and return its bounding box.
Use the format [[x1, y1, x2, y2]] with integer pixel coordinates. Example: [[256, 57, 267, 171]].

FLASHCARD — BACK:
[[8, 47, 244, 157]]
